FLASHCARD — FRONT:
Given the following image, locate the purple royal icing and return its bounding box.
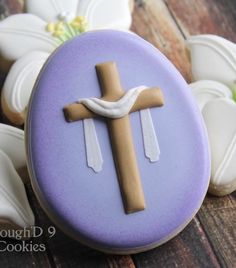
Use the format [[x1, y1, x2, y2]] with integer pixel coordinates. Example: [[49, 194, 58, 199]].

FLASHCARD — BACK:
[[27, 30, 210, 252]]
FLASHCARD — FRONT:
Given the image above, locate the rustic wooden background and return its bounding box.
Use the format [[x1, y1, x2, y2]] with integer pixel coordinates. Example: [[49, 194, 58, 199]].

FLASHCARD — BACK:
[[0, 0, 235, 267]]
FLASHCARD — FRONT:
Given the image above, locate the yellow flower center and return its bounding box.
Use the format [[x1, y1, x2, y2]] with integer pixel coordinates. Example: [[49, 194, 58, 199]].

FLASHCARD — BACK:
[[45, 16, 88, 43]]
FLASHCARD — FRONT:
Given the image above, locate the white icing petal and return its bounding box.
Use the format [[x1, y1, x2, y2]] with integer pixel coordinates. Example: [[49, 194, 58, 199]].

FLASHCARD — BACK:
[[2, 51, 49, 114], [0, 124, 26, 170], [83, 119, 103, 173], [80, 86, 147, 119], [202, 99, 236, 195], [187, 35, 236, 87], [140, 109, 160, 162], [26, 0, 79, 22], [189, 80, 232, 111], [0, 150, 34, 230], [0, 14, 58, 62], [77, 0, 132, 30]]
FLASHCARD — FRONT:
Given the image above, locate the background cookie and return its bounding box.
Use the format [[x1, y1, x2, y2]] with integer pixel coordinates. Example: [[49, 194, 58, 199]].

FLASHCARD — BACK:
[[0, 150, 34, 238], [202, 99, 236, 196], [0, 0, 132, 72]]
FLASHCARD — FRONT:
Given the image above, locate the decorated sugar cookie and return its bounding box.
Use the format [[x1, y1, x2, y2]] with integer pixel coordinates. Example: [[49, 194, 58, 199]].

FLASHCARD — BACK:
[[187, 35, 236, 88], [2, 51, 50, 125], [0, 150, 34, 238], [187, 36, 236, 196], [0, 0, 132, 68], [189, 80, 232, 111], [202, 99, 236, 196], [0, 123, 26, 171], [189, 81, 236, 196], [26, 31, 210, 254]]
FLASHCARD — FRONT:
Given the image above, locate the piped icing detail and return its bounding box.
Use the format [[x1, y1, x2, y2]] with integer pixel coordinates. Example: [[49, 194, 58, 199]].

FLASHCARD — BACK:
[[64, 62, 165, 214], [83, 118, 103, 173], [189, 80, 232, 111], [187, 34, 236, 87], [140, 108, 160, 162], [213, 132, 236, 185], [80, 86, 161, 170], [80, 86, 147, 119]]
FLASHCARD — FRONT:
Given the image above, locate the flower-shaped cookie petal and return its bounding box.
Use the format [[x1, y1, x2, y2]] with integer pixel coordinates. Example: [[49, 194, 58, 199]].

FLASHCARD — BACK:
[[0, 14, 57, 63], [76, 0, 132, 30], [27, 0, 132, 30], [203, 99, 236, 196], [0, 123, 25, 170], [2, 51, 50, 125], [0, 150, 34, 236], [26, 0, 79, 23], [189, 80, 232, 111], [187, 35, 236, 87]]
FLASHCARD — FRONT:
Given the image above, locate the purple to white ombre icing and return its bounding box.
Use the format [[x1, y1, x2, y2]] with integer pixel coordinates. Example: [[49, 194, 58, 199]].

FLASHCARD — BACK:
[[26, 30, 210, 254]]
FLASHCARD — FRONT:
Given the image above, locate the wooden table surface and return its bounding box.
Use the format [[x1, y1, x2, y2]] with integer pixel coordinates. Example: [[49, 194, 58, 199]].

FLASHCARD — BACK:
[[0, 0, 235, 267]]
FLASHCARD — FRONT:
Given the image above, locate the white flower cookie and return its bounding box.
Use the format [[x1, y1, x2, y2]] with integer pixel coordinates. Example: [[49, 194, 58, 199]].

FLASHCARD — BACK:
[[187, 35, 236, 88], [0, 0, 133, 124], [0, 150, 34, 238], [189, 80, 236, 196], [0, 0, 132, 65], [202, 99, 236, 196]]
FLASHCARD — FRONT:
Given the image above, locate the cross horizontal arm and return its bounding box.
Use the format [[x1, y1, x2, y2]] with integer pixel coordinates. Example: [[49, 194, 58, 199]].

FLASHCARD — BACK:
[[63, 88, 164, 122]]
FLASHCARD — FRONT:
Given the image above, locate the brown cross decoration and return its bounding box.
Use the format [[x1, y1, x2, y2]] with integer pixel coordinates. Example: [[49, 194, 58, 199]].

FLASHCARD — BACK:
[[64, 62, 164, 214]]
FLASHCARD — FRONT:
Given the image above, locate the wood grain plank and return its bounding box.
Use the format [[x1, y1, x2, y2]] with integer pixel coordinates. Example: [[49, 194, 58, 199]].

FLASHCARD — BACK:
[[132, 217, 220, 268], [106, 255, 136, 268], [131, 0, 192, 82], [0, 0, 24, 20], [165, 0, 236, 42], [163, 1, 236, 267], [197, 195, 236, 268]]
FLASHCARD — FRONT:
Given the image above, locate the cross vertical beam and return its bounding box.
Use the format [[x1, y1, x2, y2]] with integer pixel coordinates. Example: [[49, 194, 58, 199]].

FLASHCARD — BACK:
[[96, 62, 146, 213]]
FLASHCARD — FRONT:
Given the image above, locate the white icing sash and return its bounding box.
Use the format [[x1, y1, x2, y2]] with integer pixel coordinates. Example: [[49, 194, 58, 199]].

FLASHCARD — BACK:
[[80, 86, 147, 118], [81, 86, 160, 172]]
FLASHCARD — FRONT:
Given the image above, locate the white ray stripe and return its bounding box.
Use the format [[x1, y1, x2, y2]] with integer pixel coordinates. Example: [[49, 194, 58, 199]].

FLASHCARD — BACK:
[[140, 109, 160, 162], [83, 118, 103, 173]]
